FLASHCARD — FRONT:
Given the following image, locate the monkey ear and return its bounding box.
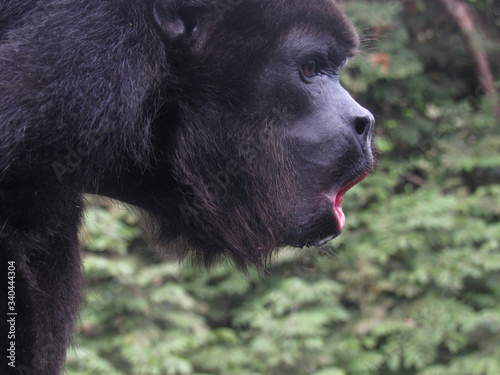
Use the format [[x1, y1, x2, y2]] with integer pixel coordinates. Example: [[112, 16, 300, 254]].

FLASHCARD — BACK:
[[153, 0, 207, 42]]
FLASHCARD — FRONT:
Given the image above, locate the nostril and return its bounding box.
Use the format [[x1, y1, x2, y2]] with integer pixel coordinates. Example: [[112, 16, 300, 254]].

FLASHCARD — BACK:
[[353, 114, 375, 137], [354, 117, 368, 136]]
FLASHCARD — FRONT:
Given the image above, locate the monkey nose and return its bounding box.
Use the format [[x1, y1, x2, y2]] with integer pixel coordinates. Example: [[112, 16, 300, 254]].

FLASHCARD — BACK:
[[353, 112, 375, 140]]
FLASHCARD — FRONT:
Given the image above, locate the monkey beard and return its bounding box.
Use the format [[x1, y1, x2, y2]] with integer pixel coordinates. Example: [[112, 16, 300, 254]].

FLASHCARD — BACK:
[[164, 109, 297, 270]]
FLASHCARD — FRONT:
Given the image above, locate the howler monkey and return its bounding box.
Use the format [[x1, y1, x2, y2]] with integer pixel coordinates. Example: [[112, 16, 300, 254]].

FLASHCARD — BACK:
[[0, 0, 375, 373]]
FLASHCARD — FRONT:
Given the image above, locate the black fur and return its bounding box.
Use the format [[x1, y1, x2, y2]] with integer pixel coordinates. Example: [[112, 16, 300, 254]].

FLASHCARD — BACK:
[[0, 0, 374, 373]]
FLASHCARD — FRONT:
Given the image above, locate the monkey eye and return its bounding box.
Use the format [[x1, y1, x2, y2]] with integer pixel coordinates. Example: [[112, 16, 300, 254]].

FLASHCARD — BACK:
[[302, 60, 319, 78]]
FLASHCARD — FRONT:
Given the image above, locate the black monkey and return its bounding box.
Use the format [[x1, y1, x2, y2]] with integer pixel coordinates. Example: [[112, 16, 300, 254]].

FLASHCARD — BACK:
[[0, 0, 375, 373]]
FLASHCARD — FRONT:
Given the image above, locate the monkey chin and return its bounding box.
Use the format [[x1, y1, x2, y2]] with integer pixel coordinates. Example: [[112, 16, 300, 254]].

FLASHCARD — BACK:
[[310, 234, 338, 248]]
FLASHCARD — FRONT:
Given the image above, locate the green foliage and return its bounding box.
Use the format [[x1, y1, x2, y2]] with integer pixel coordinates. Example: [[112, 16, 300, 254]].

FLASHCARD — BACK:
[[67, 1, 500, 374]]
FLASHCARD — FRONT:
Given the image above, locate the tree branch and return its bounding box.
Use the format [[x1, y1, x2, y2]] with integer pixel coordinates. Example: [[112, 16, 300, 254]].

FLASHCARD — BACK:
[[438, 0, 499, 116]]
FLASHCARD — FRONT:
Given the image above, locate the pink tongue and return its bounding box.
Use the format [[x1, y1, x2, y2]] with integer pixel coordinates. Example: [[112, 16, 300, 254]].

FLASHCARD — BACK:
[[335, 195, 346, 231], [333, 170, 370, 232]]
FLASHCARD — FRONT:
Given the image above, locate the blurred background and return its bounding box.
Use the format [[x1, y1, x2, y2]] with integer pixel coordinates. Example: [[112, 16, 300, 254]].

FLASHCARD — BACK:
[[66, 0, 500, 374]]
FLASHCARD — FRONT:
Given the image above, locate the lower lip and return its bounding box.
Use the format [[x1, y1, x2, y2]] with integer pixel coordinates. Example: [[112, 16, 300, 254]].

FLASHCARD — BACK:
[[329, 170, 371, 232]]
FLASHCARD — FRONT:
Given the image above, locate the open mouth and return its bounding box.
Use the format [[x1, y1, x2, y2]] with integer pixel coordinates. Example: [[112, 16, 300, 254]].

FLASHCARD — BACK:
[[328, 169, 371, 232]]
